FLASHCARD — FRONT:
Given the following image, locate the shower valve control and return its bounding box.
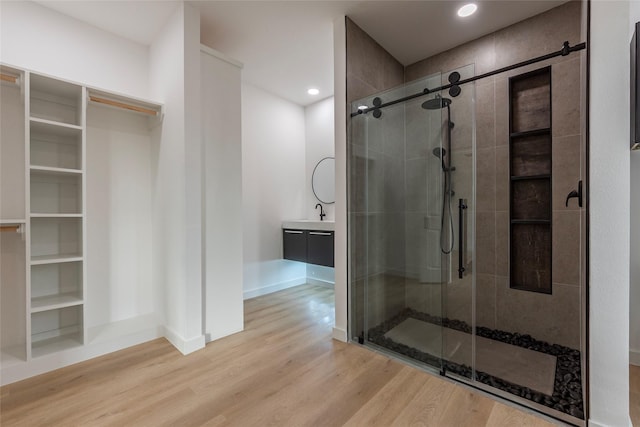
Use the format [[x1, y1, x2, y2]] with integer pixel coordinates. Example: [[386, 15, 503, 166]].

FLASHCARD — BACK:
[[565, 180, 583, 208]]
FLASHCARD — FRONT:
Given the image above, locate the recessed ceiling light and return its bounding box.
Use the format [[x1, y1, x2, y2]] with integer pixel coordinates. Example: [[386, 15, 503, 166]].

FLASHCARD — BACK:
[[308, 88, 319, 95], [457, 3, 477, 17]]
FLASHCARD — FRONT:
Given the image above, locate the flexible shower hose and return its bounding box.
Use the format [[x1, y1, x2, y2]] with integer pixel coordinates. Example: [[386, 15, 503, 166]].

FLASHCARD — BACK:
[[440, 165, 455, 255]]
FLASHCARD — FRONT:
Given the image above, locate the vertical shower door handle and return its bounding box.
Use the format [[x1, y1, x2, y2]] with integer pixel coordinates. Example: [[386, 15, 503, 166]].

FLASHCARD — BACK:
[[458, 199, 467, 279]]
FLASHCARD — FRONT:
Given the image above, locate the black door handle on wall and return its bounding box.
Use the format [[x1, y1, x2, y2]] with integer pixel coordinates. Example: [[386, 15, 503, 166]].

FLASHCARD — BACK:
[[565, 180, 583, 207]]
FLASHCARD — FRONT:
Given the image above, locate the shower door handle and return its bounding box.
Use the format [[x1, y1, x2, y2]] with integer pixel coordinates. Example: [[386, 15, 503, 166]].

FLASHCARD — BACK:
[[565, 180, 583, 208], [458, 199, 467, 279]]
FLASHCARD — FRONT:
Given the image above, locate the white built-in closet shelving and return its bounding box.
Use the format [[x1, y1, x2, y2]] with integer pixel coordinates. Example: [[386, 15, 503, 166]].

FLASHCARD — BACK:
[[28, 72, 86, 358], [0, 64, 163, 374]]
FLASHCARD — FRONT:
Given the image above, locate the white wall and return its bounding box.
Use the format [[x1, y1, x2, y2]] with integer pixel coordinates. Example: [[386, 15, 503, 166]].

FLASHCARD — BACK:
[[242, 83, 307, 298], [306, 96, 336, 221], [85, 107, 154, 328], [589, 1, 632, 426], [305, 97, 336, 285], [149, 3, 204, 354], [201, 47, 244, 341], [333, 17, 348, 341], [630, 0, 640, 369], [0, 1, 149, 99]]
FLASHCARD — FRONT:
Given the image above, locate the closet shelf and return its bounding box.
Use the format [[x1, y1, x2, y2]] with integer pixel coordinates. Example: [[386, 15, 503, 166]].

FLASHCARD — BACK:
[[87, 89, 162, 118], [31, 334, 82, 358], [30, 213, 82, 218], [89, 96, 158, 116], [0, 219, 26, 225], [30, 166, 82, 176], [31, 293, 83, 313], [31, 254, 83, 265], [29, 117, 82, 132]]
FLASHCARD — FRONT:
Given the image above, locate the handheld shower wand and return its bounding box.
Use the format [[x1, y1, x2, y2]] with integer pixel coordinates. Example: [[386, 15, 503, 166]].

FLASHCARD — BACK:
[[432, 147, 447, 172]]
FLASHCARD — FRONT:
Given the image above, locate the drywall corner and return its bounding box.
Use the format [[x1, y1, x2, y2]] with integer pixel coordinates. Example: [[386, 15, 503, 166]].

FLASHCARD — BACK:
[[333, 16, 348, 342], [163, 326, 205, 355], [332, 327, 348, 342], [589, 1, 632, 425], [201, 47, 244, 343], [149, 2, 204, 346]]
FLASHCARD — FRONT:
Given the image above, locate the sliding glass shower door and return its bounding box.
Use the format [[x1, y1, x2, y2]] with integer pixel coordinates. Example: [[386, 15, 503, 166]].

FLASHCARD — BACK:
[[349, 67, 475, 375]]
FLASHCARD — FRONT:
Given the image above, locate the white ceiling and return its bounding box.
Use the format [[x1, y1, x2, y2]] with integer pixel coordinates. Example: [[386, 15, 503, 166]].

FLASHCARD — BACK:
[[35, 0, 567, 106], [34, 1, 181, 45]]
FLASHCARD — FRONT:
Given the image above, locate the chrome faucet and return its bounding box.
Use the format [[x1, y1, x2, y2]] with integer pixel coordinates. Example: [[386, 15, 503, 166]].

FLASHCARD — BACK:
[[315, 203, 326, 221]]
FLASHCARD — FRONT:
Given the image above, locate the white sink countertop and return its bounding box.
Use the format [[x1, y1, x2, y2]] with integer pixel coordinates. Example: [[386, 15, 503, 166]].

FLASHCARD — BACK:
[[282, 219, 335, 231]]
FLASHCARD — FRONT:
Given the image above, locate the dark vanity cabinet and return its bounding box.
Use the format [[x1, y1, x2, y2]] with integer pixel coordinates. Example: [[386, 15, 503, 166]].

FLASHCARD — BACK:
[[307, 231, 334, 267], [283, 230, 307, 263], [283, 229, 334, 267]]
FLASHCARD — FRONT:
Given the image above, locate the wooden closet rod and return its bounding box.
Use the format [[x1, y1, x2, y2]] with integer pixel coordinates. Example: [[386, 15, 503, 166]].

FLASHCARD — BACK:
[[0, 225, 20, 233], [89, 95, 158, 116], [0, 73, 18, 84]]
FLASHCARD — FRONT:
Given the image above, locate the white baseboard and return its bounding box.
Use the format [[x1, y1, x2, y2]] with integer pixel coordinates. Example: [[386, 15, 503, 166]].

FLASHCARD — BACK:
[[307, 277, 334, 288], [332, 327, 348, 342], [163, 326, 205, 355], [243, 277, 306, 300], [631, 349, 640, 366], [588, 417, 633, 427], [1, 321, 162, 386], [206, 327, 244, 343]]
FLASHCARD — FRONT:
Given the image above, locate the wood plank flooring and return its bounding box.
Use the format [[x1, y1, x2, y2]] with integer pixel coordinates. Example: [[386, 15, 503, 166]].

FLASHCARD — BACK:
[[1, 284, 565, 426]]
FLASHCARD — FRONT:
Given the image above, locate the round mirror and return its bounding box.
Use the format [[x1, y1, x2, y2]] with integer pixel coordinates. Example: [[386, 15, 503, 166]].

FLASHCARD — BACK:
[[312, 157, 335, 204]]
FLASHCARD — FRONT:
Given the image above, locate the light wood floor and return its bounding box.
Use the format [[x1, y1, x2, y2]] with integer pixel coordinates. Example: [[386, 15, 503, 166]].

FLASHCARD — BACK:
[[1, 284, 570, 426]]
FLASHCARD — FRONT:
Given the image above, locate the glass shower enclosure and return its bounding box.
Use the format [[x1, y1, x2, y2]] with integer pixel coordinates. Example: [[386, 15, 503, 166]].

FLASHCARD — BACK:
[[348, 62, 585, 424]]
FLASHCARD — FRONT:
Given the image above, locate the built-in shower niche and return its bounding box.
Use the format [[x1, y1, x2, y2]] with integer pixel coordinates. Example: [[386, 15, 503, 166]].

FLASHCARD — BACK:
[[509, 67, 552, 294], [511, 134, 551, 176]]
